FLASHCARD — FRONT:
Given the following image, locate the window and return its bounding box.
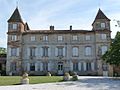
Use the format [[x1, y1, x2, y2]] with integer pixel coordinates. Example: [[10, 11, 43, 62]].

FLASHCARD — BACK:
[[86, 62, 92, 71], [43, 62, 48, 71], [11, 35, 17, 41], [72, 47, 79, 56], [101, 46, 108, 55], [58, 47, 63, 56], [58, 36, 63, 41], [30, 63, 35, 71], [85, 35, 91, 40], [10, 62, 16, 71], [101, 23, 105, 28], [72, 35, 78, 41], [11, 48, 19, 56], [43, 35, 48, 41], [30, 36, 36, 41], [85, 46, 92, 56], [73, 62, 78, 71], [96, 22, 101, 28], [101, 34, 107, 40], [30, 47, 36, 57], [42, 47, 48, 57], [13, 24, 17, 30]]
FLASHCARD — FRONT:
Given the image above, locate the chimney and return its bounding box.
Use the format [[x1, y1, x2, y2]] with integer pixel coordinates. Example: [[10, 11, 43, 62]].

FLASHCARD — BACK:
[[50, 25, 54, 30], [70, 25, 72, 30]]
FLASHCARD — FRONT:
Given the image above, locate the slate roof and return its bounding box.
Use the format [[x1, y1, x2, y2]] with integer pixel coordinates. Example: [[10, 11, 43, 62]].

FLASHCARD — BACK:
[[7, 8, 24, 24], [25, 22, 30, 30], [92, 9, 110, 25]]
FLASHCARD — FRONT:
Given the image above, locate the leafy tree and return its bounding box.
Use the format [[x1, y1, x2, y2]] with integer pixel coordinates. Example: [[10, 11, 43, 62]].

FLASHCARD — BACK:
[[102, 31, 120, 66], [0, 47, 6, 57]]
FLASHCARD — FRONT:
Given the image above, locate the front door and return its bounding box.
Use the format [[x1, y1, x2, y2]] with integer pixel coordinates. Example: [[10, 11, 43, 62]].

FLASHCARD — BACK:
[[58, 62, 63, 75]]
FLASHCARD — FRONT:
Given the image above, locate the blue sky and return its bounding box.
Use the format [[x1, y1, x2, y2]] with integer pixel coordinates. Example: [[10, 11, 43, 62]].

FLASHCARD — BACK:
[[0, 0, 120, 48]]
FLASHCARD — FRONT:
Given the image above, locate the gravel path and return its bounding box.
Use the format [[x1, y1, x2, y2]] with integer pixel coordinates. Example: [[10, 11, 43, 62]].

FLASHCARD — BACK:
[[0, 76, 120, 90]]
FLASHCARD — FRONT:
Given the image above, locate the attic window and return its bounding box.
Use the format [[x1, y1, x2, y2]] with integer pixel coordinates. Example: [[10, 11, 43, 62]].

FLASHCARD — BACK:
[[101, 23, 105, 28], [13, 24, 17, 30]]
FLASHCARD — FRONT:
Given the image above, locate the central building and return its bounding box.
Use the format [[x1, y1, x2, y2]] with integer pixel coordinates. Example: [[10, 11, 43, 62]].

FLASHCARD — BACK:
[[6, 8, 113, 76]]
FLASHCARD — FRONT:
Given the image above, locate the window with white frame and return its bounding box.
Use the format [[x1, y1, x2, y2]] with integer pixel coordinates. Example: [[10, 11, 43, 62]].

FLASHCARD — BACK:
[[72, 47, 79, 56], [43, 35, 48, 41], [58, 47, 63, 56], [11, 35, 17, 41], [30, 47, 36, 57], [101, 23, 105, 28], [101, 46, 108, 55], [85, 35, 91, 40], [13, 24, 17, 30], [30, 36, 36, 41], [101, 34, 107, 40], [73, 62, 78, 71], [85, 46, 92, 56], [11, 47, 19, 56], [72, 35, 78, 41], [58, 35, 63, 41]]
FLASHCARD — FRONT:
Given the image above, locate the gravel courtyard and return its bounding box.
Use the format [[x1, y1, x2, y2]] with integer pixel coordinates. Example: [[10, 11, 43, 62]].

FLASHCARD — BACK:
[[0, 76, 120, 90]]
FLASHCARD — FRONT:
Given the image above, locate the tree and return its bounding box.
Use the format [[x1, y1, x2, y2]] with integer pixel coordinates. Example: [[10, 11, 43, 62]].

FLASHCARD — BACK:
[[0, 47, 6, 57], [102, 31, 120, 66]]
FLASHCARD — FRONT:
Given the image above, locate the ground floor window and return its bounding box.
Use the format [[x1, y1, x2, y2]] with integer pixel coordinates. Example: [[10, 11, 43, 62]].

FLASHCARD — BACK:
[[43, 62, 48, 71], [10, 62, 16, 71], [30, 63, 35, 71], [73, 62, 78, 71], [86, 62, 92, 71]]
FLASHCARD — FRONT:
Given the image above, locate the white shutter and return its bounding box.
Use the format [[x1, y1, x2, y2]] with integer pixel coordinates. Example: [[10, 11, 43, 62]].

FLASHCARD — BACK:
[[27, 63, 30, 71], [27, 48, 30, 56], [35, 62, 38, 71], [17, 48, 19, 56], [40, 62, 43, 71], [48, 62, 51, 71], [70, 61, 73, 71], [9, 48, 11, 56], [55, 48, 58, 56], [91, 62, 95, 71], [83, 62, 86, 71], [63, 47, 66, 56], [48, 48, 51, 56], [78, 62, 81, 71]]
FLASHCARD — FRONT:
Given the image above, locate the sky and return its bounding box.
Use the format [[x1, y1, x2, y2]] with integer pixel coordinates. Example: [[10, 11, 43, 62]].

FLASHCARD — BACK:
[[0, 0, 120, 48]]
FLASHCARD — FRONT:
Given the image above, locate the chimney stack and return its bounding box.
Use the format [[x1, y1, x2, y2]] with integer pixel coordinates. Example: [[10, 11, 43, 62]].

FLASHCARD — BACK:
[[70, 25, 72, 31], [50, 25, 54, 30]]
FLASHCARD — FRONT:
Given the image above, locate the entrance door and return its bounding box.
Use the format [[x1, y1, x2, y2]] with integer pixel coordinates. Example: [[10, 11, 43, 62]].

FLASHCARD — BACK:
[[58, 62, 63, 75]]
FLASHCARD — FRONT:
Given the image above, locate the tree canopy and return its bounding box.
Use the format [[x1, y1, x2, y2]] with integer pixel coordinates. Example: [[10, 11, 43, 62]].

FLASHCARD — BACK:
[[102, 32, 120, 66], [0, 47, 6, 54]]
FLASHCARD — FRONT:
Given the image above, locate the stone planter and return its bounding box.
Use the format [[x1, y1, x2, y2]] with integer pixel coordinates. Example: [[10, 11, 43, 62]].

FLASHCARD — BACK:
[[21, 72, 29, 84], [63, 72, 70, 81], [72, 72, 78, 81]]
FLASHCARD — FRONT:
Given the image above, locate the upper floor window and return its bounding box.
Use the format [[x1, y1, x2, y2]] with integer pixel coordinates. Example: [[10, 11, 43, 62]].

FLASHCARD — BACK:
[[42, 47, 49, 57], [11, 35, 17, 41], [101, 23, 105, 28], [85, 46, 92, 56], [11, 47, 19, 56], [101, 34, 107, 40], [58, 36, 63, 41], [72, 47, 79, 57], [72, 35, 78, 41], [30, 36, 36, 41], [85, 35, 91, 40], [9, 23, 18, 30], [101, 46, 108, 55], [55, 47, 66, 57], [43, 35, 48, 41], [30, 47, 36, 57]]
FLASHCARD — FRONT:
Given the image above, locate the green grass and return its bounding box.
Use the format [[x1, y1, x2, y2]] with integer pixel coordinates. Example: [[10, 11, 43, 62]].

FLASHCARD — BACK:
[[0, 76, 63, 86]]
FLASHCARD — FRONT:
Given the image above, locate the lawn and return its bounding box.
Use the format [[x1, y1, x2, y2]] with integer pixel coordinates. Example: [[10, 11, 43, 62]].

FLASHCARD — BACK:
[[0, 76, 63, 86]]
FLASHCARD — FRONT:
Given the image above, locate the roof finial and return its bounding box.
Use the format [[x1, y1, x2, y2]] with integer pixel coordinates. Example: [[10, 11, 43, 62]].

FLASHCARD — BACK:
[[16, 0, 18, 8]]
